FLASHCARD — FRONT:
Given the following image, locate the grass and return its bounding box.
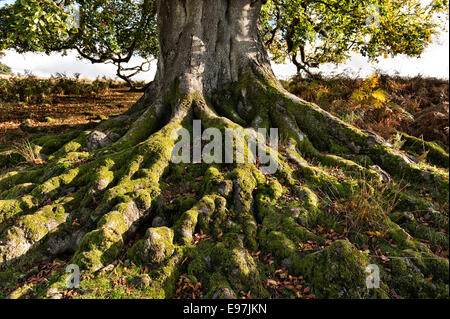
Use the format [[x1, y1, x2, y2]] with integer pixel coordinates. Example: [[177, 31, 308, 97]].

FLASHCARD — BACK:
[[12, 138, 41, 165], [344, 177, 405, 235]]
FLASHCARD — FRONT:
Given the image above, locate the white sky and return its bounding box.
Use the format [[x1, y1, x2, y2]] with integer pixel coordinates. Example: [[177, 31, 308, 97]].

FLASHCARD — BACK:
[[1, 0, 449, 81]]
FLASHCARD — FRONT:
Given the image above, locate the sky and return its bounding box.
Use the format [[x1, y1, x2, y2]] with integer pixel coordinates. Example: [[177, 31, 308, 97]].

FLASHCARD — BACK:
[[1, 1, 449, 81]]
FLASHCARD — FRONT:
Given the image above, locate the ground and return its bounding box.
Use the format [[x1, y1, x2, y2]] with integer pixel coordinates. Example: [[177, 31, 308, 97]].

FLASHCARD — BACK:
[[0, 74, 448, 299]]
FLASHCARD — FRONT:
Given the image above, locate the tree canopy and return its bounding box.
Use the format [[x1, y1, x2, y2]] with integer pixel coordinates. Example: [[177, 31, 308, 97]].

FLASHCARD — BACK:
[[261, 0, 449, 75], [0, 0, 158, 88], [0, 0, 448, 80]]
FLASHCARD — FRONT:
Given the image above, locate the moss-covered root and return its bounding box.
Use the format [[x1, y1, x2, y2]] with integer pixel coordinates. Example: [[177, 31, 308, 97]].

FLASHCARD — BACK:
[[282, 91, 448, 191], [70, 99, 192, 271], [187, 232, 269, 298], [0, 193, 81, 271], [399, 132, 449, 169], [238, 69, 448, 196], [128, 227, 176, 266], [297, 240, 389, 299]]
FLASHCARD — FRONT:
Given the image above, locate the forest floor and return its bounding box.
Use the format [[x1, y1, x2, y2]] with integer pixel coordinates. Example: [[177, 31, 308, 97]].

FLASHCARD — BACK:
[[0, 87, 141, 152], [0, 73, 448, 299]]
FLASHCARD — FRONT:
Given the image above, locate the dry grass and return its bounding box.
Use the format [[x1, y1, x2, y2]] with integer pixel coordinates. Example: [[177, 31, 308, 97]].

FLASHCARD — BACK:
[[12, 138, 41, 165], [284, 72, 449, 147]]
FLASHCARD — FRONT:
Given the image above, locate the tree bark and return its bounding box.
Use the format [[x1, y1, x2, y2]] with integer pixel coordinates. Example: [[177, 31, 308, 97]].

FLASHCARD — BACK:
[[152, 0, 271, 96]]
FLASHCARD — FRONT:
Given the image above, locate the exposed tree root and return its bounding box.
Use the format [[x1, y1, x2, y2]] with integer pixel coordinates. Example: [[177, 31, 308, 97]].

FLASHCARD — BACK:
[[0, 68, 448, 300]]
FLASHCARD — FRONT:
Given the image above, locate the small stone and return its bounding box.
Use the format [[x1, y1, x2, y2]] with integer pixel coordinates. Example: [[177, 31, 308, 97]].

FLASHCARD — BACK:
[[98, 263, 116, 275], [46, 287, 59, 297], [86, 131, 121, 150]]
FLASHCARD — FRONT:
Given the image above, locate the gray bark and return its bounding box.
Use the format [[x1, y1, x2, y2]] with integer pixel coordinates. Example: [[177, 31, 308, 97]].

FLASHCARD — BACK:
[[153, 0, 272, 96]]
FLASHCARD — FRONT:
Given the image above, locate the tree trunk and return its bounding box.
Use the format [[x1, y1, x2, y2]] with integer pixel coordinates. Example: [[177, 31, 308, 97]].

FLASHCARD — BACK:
[[0, 0, 448, 300], [156, 0, 270, 94]]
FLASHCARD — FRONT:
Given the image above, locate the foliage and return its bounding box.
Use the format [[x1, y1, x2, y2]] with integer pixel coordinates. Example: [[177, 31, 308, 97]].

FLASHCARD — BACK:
[[0, 61, 11, 75], [0, 51, 11, 74], [0, 73, 111, 104], [261, 0, 449, 75], [1, 0, 448, 79], [0, 0, 158, 87]]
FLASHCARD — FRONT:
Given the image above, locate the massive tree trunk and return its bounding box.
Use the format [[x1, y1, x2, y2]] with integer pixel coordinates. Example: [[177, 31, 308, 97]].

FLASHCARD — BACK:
[[0, 0, 448, 300], [155, 0, 270, 95]]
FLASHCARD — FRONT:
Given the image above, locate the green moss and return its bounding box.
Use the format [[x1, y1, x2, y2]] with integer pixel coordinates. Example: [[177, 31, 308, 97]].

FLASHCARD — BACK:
[[402, 249, 449, 283], [353, 155, 375, 167], [176, 196, 197, 212], [32, 131, 81, 155], [7, 284, 33, 299], [0, 183, 36, 200], [187, 233, 269, 298], [368, 144, 449, 198], [128, 227, 176, 265], [300, 164, 357, 198], [17, 205, 67, 242], [291, 186, 322, 226], [297, 240, 388, 298], [404, 217, 449, 249], [387, 224, 418, 249], [267, 178, 283, 199], [329, 143, 352, 155], [206, 272, 237, 299], [48, 134, 86, 161], [0, 197, 34, 227], [31, 167, 81, 200], [391, 257, 448, 298], [174, 209, 199, 245], [72, 228, 124, 271], [400, 132, 449, 168], [0, 151, 26, 168]]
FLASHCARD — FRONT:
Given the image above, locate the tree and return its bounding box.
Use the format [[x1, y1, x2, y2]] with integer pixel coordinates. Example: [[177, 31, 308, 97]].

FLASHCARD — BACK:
[[1, 0, 159, 90], [261, 0, 449, 76], [0, 0, 448, 299], [2, 0, 447, 82]]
